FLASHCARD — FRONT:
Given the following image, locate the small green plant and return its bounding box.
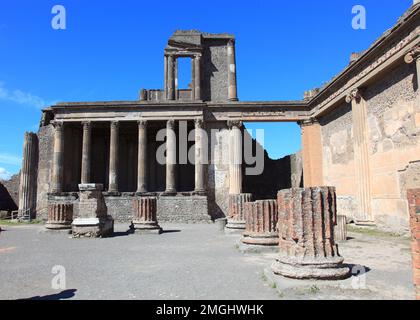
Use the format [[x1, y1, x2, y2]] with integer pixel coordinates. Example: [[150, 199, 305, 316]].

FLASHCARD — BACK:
[[0, 219, 43, 226], [309, 285, 320, 294], [260, 272, 268, 282], [271, 282, 277, 289]]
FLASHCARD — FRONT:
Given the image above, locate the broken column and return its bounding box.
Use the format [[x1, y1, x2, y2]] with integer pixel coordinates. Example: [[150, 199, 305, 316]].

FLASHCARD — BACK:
[[227, 39, 238, 101], [226, 193, 252, 230], [407, 188, 420, 300], [272, 187, 350, 280], [72, 184, 114, 238], [45, 203, 73, 230], [18, 132, 38, 219], [132, 196, 162, 234], [242, 200, 279, 246], [335, 215, 348, 242]]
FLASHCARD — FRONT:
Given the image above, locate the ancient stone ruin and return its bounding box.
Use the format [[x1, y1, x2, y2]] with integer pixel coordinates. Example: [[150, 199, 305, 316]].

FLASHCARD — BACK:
[[131, 196, 162, 234], [273, 187, 350, 280]]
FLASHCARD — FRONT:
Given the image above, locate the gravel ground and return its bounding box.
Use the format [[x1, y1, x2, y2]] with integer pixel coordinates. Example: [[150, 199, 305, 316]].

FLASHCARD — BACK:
[[0, 223, 414, 300]]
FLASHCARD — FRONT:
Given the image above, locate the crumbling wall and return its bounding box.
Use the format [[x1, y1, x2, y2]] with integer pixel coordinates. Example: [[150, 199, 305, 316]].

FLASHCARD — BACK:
[[0, 173, 20, 209]]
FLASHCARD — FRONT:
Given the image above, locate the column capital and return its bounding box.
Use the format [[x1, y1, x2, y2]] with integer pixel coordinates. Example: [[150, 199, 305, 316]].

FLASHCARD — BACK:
[[194, 53, 202, 59], [227, 38, 235, 46], [110, 120, 119, 129], [82, 121, 91, 129], [167, 119, 175, 129], [138, 120, 148, 128], [345, 88, 363, 104], [194, 118, 204, 128], [404, 46, 420, 64], [52, 121, 64, 131], [227, 120, 242, 129], [299, 118, 319, 127]]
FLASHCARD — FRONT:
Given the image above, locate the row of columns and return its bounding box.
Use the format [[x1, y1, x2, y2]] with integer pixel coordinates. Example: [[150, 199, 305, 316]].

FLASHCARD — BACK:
[[165, 54, 202, 101], [51, 119, 207, 195]]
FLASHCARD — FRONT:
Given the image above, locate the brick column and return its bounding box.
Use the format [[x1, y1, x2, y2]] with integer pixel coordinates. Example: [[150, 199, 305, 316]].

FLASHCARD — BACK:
[[51, 121, 64, 193], [167, 55, 175, 100], [108, 121, 119, 193], [227, 39, 238, 101], [194, 119, 206, 193], [132, 196, 162, 234], [165, 119, 177, 194], [404, 46, 420, 90], [272, 187, 350, 280], [346, 89, 374, 225], [407, 189, 420, 300], [137, 120, 147, 193], [226, 193, 252, 230], [45, 203, 73, 230], [81, 121, 92, 184], [242, 200, 279, 246], [18, 132, 37, 219], [300, 119, 323, 187]]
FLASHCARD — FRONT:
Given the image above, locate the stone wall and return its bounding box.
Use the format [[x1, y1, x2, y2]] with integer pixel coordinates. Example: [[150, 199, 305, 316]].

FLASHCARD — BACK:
[[0, 173, 20, 211], [319, 62, 419, 232], [36, 124, 54, 220]]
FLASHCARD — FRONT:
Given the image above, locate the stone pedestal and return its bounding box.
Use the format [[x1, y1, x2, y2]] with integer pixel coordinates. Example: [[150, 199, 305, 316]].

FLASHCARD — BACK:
[[132, 196, 162, 234], [45, 203, 73, 230], [335, 215, 348, 242], [272, 187, 350, 280], [72, 184, 114, 238], [242, 200, 279, 246], [226, 193, 252, 230], [407, 189, 420, 300]]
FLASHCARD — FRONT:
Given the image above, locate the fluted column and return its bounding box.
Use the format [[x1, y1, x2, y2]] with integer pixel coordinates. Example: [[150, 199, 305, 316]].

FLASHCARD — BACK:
[[81, 121, 91, 184], [132, 196, 162, 234], [228, 120, 242, 195], [51, 122, 64, 193], [108, 121, 119, 193], [194, 119, 205, 193], [137, 120, 147, 193], [227, 39, 238, 101], [18, 132, 37, 218], [165, 119, 176, 194], [194, 54, 201, 100], [346, 89, 374, 225], [167, 55, 175, 100]]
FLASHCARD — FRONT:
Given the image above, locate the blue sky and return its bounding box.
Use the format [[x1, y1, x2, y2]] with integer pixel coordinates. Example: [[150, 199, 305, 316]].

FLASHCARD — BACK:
[[0, 0, 413, 179]]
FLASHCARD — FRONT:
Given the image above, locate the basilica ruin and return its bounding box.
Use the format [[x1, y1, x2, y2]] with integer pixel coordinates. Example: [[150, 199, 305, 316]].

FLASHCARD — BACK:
[[6, 1, 419, 293]]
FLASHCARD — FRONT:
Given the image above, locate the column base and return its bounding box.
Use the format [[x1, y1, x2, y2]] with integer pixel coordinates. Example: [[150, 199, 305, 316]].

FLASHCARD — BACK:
[[271, 255, 350, 280], [45, 221, 72, 230], [162, 190, 177, 196], [226, 219, 246, 230], [355, 219, 376, 226], [193, 189, 207, 196], [72, 216, 114, 238], [131, 221, 162, 234], [241, 232, 279, 246]]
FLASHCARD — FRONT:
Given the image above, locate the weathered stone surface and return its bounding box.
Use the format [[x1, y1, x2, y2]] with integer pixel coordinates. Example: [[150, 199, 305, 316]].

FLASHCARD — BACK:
[[45, 202, 73, 230], [72, 184, 114, 238], [272, 187, 350, 280], [242, 200, 278, 246], [334, 215, 348, 242], [226, 193, 252, 230], [157, 195, 210, 223], [407, 188, 420, 300], [132, 197, 162, 234]]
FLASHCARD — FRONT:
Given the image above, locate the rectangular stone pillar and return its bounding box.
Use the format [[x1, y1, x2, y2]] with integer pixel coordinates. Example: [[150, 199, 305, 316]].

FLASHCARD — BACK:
[[346, 89, 374, 225], [300, 119, 324, 188], [228, 120, 243, 195], [137, 120, 147, 193], [407, 188, 420, 300], [51, 122, 64, 193], [227, 39, 238, 101], [167, 55, 175, 100], [108, 121, 119, 193], [194, 54, 201, 101], [81, 121, 91, 184], [165, 119, 177, 194]]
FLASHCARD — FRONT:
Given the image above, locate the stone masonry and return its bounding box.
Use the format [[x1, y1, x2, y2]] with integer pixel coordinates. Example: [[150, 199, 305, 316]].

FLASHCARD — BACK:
[[132, 196, 162, 234], [226, 193, 252, 230], [242, 200, 279, 246], [45, 202, 73, 230], [272, 187, 350, 280], [407, 188, 420, 300]]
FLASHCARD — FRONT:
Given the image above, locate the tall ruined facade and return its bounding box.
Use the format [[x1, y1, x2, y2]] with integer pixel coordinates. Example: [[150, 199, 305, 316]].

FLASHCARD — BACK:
[[18, 4, 420, 233]]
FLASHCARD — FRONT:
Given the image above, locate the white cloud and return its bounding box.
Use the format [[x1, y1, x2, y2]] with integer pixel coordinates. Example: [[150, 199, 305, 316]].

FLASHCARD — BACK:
[[0, 153, 22, 166], [0, 81, 53, 109], [0, 167, 12, 180]]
